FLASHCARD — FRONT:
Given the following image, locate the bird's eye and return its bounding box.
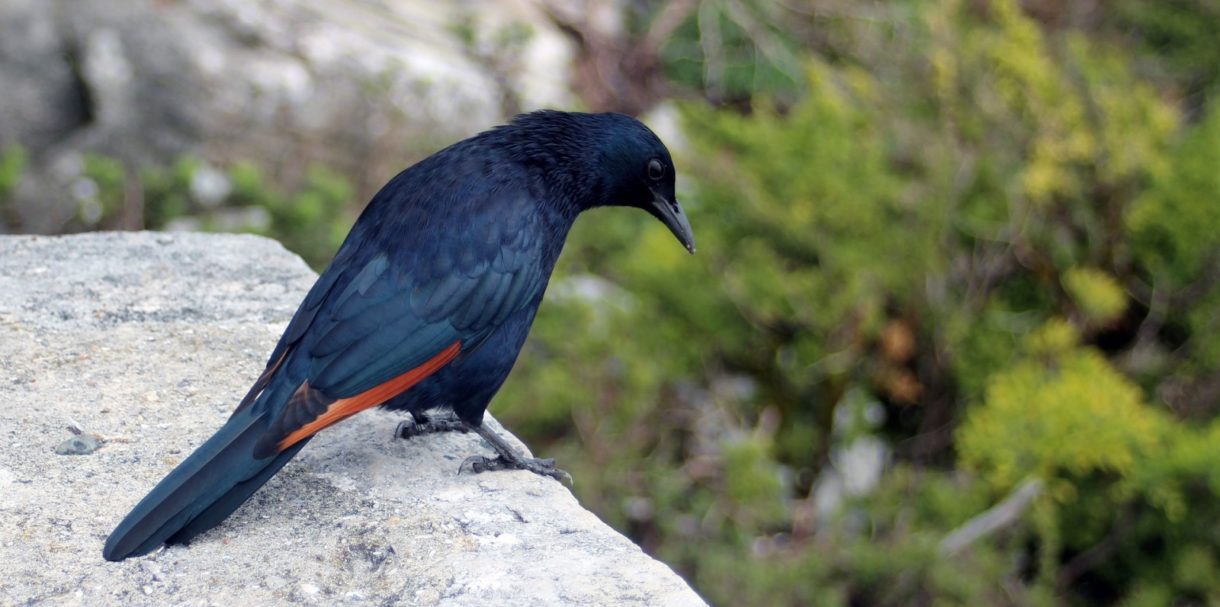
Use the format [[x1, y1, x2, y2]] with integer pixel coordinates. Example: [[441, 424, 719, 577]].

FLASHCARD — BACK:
[[647, 158, 665, 181]]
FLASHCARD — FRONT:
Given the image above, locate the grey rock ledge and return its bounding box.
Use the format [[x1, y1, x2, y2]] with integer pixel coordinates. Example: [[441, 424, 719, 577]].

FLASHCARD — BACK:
[[0, 232, 705, 607]]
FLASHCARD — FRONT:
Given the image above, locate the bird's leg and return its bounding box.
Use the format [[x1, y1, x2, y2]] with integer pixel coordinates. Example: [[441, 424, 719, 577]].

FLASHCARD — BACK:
[[397, 411, 571, 484], [395, 409, 470, 439], [460, 424, 572, 485]]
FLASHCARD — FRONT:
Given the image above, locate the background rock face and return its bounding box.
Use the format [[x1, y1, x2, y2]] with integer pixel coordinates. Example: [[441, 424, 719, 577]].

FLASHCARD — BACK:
[[0, 0, 574, 232], [0, 232, 704, 607]]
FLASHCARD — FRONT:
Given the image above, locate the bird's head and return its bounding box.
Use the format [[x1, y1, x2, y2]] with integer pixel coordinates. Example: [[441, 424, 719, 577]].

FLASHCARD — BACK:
[[590, 114, 696, 254]]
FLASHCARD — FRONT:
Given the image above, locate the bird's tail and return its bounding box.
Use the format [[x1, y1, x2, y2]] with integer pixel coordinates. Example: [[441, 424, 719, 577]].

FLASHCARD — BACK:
[[102, 406, 309, 561]]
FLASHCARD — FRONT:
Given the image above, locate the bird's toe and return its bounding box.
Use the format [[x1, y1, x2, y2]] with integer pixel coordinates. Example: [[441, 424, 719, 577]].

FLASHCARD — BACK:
[[457, 454, 500, 475], [456, 453, 571, 484]]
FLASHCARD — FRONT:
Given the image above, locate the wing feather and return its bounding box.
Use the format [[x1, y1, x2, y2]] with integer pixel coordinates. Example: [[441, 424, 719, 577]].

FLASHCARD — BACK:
[[252, 169, 550, 445]]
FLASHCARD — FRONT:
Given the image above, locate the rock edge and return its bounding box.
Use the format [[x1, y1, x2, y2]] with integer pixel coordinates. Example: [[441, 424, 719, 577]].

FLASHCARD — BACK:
[[0, 232, 705, 607]]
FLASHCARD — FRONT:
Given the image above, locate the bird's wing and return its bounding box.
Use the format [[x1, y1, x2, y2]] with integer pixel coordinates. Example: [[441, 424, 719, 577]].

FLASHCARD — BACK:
[[244, 182, 549, 457]]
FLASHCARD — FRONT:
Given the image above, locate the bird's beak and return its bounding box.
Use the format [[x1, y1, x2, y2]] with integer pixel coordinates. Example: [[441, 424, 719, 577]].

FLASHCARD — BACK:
[[648, 189, 696, 254]]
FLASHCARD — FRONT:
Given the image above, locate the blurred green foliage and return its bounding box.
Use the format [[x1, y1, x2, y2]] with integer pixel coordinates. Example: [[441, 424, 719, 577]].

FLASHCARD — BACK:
[[0, 144, 27, 226], [1111, 0, 1220, 101], [660, 0, 803, 104], [141, 156, 202, 229], [80, 154, 127, 225], [0, 145, 26, 199], [491, 1, 1220, 605], [53, 155, 354, 268], [961, 319, 1220, 603], [226, 162, 354, 266], [1061, 268, 1127, 325]]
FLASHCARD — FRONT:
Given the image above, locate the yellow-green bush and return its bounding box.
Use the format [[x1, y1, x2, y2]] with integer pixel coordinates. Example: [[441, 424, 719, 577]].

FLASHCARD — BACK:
[[1062, 268, 1127, 325], [960, 323, 1165, 498], [960, 319, 1220, 599]]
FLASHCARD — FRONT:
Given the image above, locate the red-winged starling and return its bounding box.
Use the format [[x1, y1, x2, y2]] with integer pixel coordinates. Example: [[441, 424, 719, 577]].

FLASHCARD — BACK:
[[102, 110, 696, 561]]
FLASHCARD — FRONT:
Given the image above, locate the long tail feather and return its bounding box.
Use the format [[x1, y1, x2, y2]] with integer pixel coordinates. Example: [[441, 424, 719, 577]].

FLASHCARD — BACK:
[[104, 342, 463, 561], [102, 409, 307, 561]]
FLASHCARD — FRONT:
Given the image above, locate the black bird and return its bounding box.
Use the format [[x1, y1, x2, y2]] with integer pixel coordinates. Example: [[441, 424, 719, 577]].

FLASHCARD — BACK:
[[103, 110, 695, 561]]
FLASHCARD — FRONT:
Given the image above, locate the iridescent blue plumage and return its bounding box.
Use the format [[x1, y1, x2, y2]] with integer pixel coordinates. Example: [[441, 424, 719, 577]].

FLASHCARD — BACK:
[[103, 110, 695, 561]]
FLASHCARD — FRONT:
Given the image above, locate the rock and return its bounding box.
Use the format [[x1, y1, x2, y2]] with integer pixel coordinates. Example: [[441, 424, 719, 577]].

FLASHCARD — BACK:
[[0, 232, 705, 607], [0, 0, 88, 153], [0, 0, 575, 232], [55, 434, 102, 456]]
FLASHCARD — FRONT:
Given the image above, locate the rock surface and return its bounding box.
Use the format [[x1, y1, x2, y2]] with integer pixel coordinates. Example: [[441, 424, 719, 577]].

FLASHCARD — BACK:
[[0, 232, 705, 606]]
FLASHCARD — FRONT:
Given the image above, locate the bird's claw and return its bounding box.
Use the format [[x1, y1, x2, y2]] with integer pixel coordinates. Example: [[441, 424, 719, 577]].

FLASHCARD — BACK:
[[458, 454, 572, 485], [395, 416, 470, 440]]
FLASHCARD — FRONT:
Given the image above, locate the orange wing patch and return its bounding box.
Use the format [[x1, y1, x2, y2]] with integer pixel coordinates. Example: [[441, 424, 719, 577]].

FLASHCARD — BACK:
[[275, 341, 462, 452]]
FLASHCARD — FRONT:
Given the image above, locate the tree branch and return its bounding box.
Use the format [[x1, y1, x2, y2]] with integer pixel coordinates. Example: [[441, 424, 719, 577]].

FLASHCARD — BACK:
[[939, 477, 1043, 556]]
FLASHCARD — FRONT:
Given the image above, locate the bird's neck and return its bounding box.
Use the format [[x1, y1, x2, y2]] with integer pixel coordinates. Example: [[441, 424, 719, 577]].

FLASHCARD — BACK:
[[488, 117, 613, 216]]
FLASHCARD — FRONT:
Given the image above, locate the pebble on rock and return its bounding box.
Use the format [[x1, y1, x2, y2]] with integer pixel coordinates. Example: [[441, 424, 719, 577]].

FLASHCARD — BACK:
[[55, 435, 101, 455]]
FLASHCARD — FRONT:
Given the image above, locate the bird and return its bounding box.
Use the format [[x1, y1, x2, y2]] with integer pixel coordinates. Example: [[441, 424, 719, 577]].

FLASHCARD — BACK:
[[102, 110, 695, 562]]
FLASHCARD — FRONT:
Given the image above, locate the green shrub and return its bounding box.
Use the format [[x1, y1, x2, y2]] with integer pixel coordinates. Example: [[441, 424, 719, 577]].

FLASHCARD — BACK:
[[0, 144, 27, 228], [960, 319, 1220, 601], [79, 154, 127, 226], [0, 144, 26, 200], [142, 156, 202, 229], [144, 158, 355, 268]]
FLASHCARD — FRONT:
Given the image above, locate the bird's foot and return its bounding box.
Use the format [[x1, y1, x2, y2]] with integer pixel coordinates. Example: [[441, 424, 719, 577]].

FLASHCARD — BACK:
[[395, 412, 470, 440], [459, 454, 572, 485]]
